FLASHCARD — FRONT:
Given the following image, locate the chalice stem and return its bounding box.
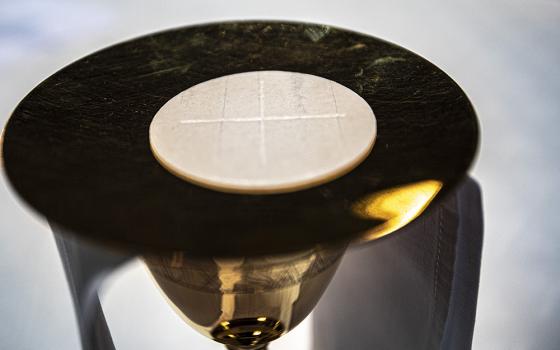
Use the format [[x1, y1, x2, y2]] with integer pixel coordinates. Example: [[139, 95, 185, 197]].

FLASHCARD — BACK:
[[226, 345, 268, 350]]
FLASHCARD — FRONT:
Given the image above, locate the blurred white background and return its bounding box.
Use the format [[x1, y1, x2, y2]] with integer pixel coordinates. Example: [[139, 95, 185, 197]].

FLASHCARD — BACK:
[[1, 0, 559, 349]]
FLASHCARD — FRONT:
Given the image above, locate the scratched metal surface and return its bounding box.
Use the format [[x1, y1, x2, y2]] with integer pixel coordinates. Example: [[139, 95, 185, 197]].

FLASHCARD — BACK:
[[0, 1, 559, 349], [2, 21, 476, 257]]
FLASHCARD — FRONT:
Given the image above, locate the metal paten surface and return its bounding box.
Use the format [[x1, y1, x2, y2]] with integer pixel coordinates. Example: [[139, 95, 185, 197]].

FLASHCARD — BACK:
[[2, 21, 478, 257]]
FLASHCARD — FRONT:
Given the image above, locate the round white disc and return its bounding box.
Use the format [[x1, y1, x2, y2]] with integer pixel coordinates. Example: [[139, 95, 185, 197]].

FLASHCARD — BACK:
[[149, 71, 376, 194]]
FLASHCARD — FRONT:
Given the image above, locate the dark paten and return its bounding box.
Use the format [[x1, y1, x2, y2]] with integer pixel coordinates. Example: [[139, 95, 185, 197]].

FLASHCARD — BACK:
[[2, 21, 478, 257]]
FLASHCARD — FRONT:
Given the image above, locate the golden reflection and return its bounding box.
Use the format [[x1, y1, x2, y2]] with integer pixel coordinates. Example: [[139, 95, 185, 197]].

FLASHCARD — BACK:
[[143, 244, 346, 350], [353, 180, 443, 242]]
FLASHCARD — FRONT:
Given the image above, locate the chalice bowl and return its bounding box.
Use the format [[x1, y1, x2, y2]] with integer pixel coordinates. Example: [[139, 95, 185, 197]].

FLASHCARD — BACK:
[[144, 244, 346, 350]]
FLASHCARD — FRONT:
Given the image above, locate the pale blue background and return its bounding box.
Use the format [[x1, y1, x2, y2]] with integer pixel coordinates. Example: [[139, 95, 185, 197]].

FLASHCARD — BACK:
[[1, 0, 559, 349]]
